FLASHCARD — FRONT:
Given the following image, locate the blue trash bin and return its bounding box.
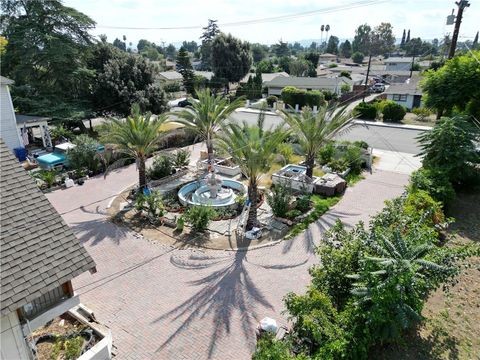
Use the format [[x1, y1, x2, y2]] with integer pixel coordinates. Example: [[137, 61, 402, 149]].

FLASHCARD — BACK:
[[13, 147, 28, 162]]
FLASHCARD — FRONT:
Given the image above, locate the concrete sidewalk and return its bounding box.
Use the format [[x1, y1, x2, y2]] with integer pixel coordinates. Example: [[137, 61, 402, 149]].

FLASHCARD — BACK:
[[373, 149, 422, 174]]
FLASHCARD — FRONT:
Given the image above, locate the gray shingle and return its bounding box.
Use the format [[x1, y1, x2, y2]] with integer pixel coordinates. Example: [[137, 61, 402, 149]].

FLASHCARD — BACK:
[[0, 139, 96, 316]]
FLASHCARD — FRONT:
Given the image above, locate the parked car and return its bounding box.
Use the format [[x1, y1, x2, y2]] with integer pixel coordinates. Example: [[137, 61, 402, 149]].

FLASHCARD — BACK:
[[371, 83, 385, 93], [36, 142, 105, 170]]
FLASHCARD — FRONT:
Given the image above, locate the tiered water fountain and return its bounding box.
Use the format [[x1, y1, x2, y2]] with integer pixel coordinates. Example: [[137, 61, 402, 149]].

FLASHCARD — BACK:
[[178, 164, 245, 208]]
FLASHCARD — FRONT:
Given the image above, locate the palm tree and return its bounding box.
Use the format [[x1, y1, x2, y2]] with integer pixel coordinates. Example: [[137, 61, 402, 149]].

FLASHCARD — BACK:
[[100, 104, 167, 190], [217, 111, 287, 229], [282, 105, 352, 178], [169, 88, 244, 164]]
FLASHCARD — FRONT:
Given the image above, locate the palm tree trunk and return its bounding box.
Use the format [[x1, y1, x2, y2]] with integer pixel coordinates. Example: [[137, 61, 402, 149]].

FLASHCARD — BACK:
[[207, 138, 214, 165], [138, 156, 147, 191], [306, 153, 315, 179], [247, 179, 258, 230]]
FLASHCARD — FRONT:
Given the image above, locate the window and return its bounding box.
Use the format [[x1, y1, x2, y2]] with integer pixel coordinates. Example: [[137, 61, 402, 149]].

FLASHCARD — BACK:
[[20, 283, 72, 320], [392, 94, 408, 101]]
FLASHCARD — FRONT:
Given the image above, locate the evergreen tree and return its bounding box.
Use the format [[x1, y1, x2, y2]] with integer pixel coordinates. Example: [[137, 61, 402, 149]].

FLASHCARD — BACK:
[[400, 29, 406, 49], [340, 40, 352, 58], [176, 47, 195, 94], [200, 19, 220, 70], [406, 29, 411, 43], [326, 36, 339, 54], [352, 24, 372, 54], [211, 33, 251, 91], [473, 31, 479, 49]]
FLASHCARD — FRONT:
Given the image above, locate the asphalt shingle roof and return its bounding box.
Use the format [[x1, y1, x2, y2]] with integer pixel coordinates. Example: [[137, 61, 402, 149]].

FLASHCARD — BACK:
[[0, 139, 96, 316]]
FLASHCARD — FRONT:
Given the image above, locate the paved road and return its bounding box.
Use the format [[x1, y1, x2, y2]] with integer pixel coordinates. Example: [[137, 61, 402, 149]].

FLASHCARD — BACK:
[[46, 141, 410, 360], [336, 123, 425, 154], [230, 110, 425, 155]]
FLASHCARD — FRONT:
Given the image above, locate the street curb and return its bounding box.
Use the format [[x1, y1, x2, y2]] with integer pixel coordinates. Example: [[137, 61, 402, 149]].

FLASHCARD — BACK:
[[235, 107, 278, 116], [353, 120, 432, 131]]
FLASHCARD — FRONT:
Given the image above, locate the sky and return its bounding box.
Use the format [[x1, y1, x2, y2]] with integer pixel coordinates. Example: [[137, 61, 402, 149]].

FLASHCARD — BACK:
[[63, 0, 480, 47]]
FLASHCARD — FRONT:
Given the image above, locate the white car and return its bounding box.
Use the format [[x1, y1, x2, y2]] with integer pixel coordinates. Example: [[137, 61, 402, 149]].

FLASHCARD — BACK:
[[371, 83, 385, 93]]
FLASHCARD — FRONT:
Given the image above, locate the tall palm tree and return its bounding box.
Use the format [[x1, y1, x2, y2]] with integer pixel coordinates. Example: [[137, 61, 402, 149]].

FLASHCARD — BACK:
[[282, 105, 352, 178], [217, 111, 287, 230], [100, 104, 167, 190], [169, 88, 245, 164]]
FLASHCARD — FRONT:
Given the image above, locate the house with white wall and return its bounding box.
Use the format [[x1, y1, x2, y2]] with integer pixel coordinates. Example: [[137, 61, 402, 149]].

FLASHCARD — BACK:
[[0, 76, 22, 152], [385, 77, 423, 110], [0, 139, 99, 359], [265, 76, 350, 96], [384, 57, 413, 71]]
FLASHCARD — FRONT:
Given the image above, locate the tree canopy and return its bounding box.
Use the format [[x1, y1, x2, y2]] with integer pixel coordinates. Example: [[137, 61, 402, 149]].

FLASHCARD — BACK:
[[211, 33, 252, 86], [421, 50, 480, 117]]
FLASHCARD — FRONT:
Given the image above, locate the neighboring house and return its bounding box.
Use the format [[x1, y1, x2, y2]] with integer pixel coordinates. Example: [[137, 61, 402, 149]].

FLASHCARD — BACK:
[[240, 72, 289, 85], [265, 76, 350, 96], [0, 138, 97, 359], [318, 53, 337, 63], [165, 60, 176, 70], [385, 77, 423, 110], [384, 57, 413, 71], [157, 70, 183, 84], [194, 70, 214, 81], [0, 76, 22, 152]]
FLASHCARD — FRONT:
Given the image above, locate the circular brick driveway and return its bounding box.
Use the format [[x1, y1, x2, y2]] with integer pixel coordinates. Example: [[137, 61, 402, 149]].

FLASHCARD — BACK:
[[46, 157, 408, 360]]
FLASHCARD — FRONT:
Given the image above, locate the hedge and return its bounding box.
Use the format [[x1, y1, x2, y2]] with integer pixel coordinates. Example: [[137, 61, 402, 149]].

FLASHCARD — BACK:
[[353, 102, 377, 120], [281, 86, 326, 108], [382, 101, 406, 122]]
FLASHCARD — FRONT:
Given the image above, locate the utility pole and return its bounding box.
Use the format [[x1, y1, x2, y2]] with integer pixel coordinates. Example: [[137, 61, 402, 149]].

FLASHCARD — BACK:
[[362, 54, 372, 102], [448, 0, 470, 59]]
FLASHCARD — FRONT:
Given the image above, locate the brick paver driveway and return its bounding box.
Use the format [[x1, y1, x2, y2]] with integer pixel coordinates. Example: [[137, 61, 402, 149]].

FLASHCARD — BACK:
[[46, 154, 409, 360]]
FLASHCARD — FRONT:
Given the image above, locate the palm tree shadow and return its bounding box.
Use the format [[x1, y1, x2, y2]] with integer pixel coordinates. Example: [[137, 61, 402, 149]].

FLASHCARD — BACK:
[[153, 245, 308, 358], [71, 217, 129, 246]]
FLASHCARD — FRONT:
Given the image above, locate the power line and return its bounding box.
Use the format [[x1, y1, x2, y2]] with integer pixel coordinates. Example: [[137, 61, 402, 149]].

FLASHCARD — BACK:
[[97, 0, 390, 31]]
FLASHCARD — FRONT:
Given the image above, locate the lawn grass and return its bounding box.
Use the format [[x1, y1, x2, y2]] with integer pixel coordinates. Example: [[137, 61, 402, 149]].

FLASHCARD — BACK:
[[285, 195, 341, 240], [346, 172, 365, 186]]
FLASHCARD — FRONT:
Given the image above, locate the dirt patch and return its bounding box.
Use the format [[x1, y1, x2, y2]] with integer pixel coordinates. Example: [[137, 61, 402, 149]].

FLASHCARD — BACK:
[[374, 192, 480, 359]]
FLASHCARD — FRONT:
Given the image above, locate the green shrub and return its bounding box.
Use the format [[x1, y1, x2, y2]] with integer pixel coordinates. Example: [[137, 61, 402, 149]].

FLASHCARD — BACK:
[[267, 184, 291, 218], [173, 149, 190, 167], [277, 143, 294, 165], [286, 209, 302, 219], [353, 102, 377, 120], [352, 52, 364, 64], [409, 168, 455, 208], [295, 195, 311, 212], [33, 169, 58, 188], [68, 134, 102, 174], [322, 90, 338, 101], [418, 116, 480, 187], [329, 158, 349, 172], [353, 140, 369, 150], [184, 205, 216, 231], [318, 143, 336, 165], [404, 189, 446, 227], [147, 154, 173, 180], [252, 333, 294, 360], [135, 190, 165, 219], [281, 86, 326, 108], [412, 107, 432, 121], [328, 63, 338, 68], [266, 95, 278, 107], [341, 84, 351, 94], [63, 336, 84, 360], [304, 90, 325, 108], [382, 101, 406, 122], [164, 82, 181, 93]]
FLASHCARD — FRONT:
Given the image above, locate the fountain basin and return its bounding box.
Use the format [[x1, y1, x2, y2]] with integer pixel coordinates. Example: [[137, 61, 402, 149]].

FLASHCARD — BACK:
[[178, 178, 246, 208]]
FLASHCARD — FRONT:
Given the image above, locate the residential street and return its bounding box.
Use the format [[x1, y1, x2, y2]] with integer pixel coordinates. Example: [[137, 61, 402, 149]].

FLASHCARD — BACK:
[[46, 144, 410, 360]]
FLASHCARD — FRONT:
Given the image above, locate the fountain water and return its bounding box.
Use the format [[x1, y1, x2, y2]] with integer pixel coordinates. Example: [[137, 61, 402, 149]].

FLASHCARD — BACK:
[[178, 164, 246, 208]]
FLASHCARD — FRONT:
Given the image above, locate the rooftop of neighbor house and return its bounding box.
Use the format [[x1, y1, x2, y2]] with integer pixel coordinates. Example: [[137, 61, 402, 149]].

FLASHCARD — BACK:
[[384, 57, 414, 63], [385, 76, 423, 95], [266, 76, 349, 87], [15, 114, 51, 125], [0, 75, 14, 85], [0, 139, 96, 316], [319, 53, 337, 58], [158, 70, 183, 80], [241, 71, 289, 83]]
